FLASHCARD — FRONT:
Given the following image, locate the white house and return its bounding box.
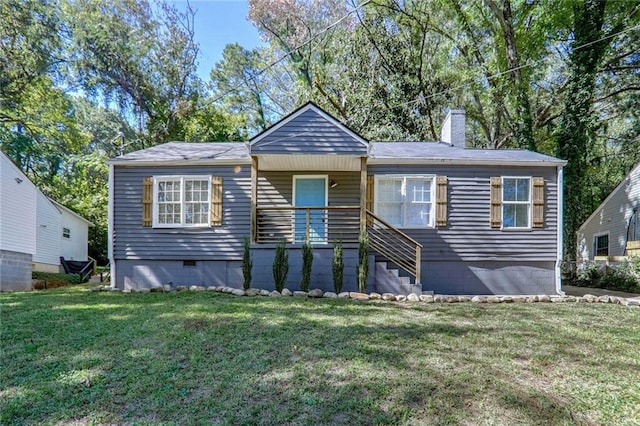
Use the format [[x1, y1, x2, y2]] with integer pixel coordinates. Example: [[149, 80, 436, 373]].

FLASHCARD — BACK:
[[0, 151, 93, 290], [577, 161, 640, 262]]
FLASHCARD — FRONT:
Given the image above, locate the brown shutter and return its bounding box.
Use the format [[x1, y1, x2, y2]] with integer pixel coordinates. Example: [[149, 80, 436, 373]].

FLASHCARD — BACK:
[[366, 176, 375, 212], [142, 177, 153, 227], [532, 177, 545, 228], [490, 177, 502, 228], [210, 176, 223, 226], [436, 176, 448, 227]]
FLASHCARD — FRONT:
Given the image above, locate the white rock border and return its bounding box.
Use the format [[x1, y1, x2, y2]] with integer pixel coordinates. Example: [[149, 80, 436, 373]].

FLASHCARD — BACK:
[[87, 285, 640, 307]]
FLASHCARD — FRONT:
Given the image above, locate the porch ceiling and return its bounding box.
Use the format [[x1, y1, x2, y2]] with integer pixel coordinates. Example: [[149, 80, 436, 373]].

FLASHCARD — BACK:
[[256, 154, 362, 171]]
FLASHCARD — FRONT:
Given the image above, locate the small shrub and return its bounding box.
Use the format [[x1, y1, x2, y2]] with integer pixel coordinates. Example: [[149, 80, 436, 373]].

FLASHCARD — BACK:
[[576, 260, 640, 292], [357, 231, 369, 293], [242, 236, 252, 290], [301, 242, 313, 292], [332, 240, 344, 294], [273, 239, 289, 292], [576, 262, 603, 288], [32, 272, 81, 288]]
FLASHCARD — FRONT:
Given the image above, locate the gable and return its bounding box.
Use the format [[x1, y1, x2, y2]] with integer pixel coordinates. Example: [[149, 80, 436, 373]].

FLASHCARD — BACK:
[[250, 103, 368, 156]]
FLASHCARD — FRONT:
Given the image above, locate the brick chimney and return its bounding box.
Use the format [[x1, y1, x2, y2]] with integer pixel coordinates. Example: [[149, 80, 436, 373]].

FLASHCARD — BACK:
[[440, 109, 465, 148]]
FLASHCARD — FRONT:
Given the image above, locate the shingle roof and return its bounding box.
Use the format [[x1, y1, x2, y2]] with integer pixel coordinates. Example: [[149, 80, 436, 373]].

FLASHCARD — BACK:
[[110, 142, 250, 164], [369, 142, 566, 165]]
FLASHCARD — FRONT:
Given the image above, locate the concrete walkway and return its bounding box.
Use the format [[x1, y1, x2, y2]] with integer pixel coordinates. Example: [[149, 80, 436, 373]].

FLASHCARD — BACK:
[[563, 285, 640, 303]]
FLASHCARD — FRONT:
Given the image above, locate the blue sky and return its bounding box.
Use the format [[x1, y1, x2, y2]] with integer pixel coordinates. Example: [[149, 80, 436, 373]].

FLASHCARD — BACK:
[[168, 0, 264, 81]]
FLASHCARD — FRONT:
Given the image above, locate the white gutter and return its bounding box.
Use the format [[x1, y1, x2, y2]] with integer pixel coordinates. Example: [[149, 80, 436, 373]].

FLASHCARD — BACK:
[[108, 163, 115, 288], [556, 165, 565, 295]]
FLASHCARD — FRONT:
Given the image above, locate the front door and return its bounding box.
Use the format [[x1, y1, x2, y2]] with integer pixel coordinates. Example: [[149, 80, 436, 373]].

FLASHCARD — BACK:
[[293, 176, 327, 243]]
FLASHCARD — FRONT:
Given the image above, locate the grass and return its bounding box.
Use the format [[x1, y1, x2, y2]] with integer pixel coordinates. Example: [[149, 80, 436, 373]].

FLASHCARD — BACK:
[[1, 286, 639, 425]]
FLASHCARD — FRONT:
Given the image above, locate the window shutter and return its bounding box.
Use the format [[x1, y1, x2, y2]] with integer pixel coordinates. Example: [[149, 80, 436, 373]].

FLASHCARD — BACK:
[[366, 176, 375, 212], [532, 177, 545, 228], [436, 176, 448, 227], [210, 176, 223, 226], [490, 177, 502, 228], [142, 177, 153, 227]]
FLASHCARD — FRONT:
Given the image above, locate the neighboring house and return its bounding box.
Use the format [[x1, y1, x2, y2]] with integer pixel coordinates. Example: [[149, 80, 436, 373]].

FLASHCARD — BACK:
[[109, 103, 566, 295], [0, 151, 93, 291], [577, 161, 640, 262]]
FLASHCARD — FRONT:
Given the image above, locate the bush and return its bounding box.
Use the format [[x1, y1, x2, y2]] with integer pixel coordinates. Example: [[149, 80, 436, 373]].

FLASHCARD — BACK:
[[576, 259, 640, 292], [272, 240, 289, 292], [332, 240, 344, 294], [242, 236, 252, 290], [32, 272, 81, 288], [357, 232, 369, 293], [301, 242, 313, 292]]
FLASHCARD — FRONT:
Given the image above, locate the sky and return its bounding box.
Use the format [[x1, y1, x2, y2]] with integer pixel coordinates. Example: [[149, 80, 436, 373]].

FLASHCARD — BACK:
[[168, 0, 264, 81]]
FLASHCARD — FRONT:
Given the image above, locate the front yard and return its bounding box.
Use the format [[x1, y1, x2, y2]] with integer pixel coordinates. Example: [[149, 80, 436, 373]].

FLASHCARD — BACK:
[[1, 286, 639, 425]]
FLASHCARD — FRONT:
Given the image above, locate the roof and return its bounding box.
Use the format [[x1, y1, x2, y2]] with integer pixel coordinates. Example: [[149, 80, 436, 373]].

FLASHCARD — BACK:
[[109, 142, 250, 165], [369, 142, 566, 166]]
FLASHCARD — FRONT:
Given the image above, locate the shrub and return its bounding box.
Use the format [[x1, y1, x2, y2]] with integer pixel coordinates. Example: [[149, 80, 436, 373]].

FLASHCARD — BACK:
[[272, 240, 289, 292], [242, 236, 252, 290], [301, 242, 313, 292], [32, 272, 81, 288], [576, 259, 640, 292], [357, 231, 369, 293], [332, 240, 344, 294]]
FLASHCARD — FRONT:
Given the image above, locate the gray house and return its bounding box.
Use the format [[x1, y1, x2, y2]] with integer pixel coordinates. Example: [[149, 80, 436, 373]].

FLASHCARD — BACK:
[[577, 161, 640, 262], [108, 103, 566, 295]]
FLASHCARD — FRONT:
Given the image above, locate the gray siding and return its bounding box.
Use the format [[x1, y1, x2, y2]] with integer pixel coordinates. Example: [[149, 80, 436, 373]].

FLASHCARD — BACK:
[[113, 165, 251, 260], [252, 109, 367, 155], [368, 165, 559, 262], [577, 162, 640, 261]]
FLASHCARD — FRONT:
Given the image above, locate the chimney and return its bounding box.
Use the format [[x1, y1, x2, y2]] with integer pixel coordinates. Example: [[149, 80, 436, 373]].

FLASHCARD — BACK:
[[440, 109, 465, 148]]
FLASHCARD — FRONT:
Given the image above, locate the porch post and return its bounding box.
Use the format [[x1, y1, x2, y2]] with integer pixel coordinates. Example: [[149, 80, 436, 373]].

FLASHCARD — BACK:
[[360, 156, 367, 235], [251, 156, 258, 243]]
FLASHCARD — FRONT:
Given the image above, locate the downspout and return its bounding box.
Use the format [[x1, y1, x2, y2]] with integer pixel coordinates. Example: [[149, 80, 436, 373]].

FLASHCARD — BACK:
[[555, 165, 565, 295], [108, 163, 116, 288]]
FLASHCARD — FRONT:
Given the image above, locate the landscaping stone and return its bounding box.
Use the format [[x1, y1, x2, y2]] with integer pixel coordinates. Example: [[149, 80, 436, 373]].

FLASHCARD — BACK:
[[564, 295, 577, 303], [164, 284, 173, 292], [122, 288, 131, 293], [597, 295, 610, 303], [512, 296, 527, 303], [420, 294, 434, 303], [349, 292, 369, 301], [369, 292, 381, 300], [260, 289, 271, 296], [486, 296, 500, 303], [176, 286, 187, 292], [293, 291, 308, 297], [407, 293, 420, 302], [538, 295, 551, 303], [526, 295, 538, 303], [215, 286, 225, 292], [323, 291, 338, 298], [395, 295, 407, 302], [244, 288, 260, 297], [150, 286, 164, 293], [308, 289, 323, 298], [109, 287, 122, 292], [583, 294, 597, 302], [269, 290, 281, 297], [282, 288, 293, 296], [139, 288, 150, 294], [500, 296, 513, 303], [381, 293, 395, 301], [445, 296, 459, 303], [471, 295, 485, 303], [550, 296, 563, 303], [459, 296, 472, 303], [434, 295, 446, 303], [338, 292, 350, 299], [627, 299, 640, 307], [231, 289, 245, 296], [206, 286, 217, 292]]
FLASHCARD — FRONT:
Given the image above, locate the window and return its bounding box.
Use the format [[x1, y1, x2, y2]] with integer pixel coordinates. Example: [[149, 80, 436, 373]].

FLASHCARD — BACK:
[[62, 227, 70, 239], [594, 234, 609, 257], [153, 176, 210, 227], [375, 176, 433, 227], [502, 177, 531, 228]]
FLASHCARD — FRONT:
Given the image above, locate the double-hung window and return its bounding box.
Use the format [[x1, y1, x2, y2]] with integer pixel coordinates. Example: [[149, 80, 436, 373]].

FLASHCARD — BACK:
[[502, 177, 531, 229], [153, 176, 210, 227], [594, 234, 609, 257], [375, 176, 433, 227]]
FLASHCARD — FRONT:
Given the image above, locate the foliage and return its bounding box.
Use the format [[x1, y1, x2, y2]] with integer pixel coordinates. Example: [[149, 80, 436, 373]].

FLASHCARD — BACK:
[[332, 240, 344, 294], [300, 242, 313, 292], [31, 272, 81, 288], [576, 260, 640, 293], [2, 286, 640, 424], [242, 236, 252, 290], [357, 232, 369, 293], [272, 239, 288, 292]]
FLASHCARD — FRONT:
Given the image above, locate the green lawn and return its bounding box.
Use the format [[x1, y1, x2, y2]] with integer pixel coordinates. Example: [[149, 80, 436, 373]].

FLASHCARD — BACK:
[[1, 286, 639, 425]]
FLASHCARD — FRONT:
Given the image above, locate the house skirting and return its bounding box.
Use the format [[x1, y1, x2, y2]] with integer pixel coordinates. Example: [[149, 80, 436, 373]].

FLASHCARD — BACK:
[[33, 262, 62, 273], [421, 260, 557, 295], [0, 249, 33, 292]]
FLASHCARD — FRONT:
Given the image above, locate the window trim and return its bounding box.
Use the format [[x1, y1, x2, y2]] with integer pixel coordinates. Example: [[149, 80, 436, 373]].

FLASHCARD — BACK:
[[152, 175, 212, 228], [593, 232, 609, 257], [501, 176, 532, 230], [374, 174, 435, 229], [62, 227, 71, 239]]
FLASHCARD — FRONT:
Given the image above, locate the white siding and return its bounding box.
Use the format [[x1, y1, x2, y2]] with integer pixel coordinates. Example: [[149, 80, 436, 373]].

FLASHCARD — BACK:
[[0, 153, 36, 255], [34, 191, 61, 266], [60, 208, 90, 261], [577, 162, 640, 261]]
